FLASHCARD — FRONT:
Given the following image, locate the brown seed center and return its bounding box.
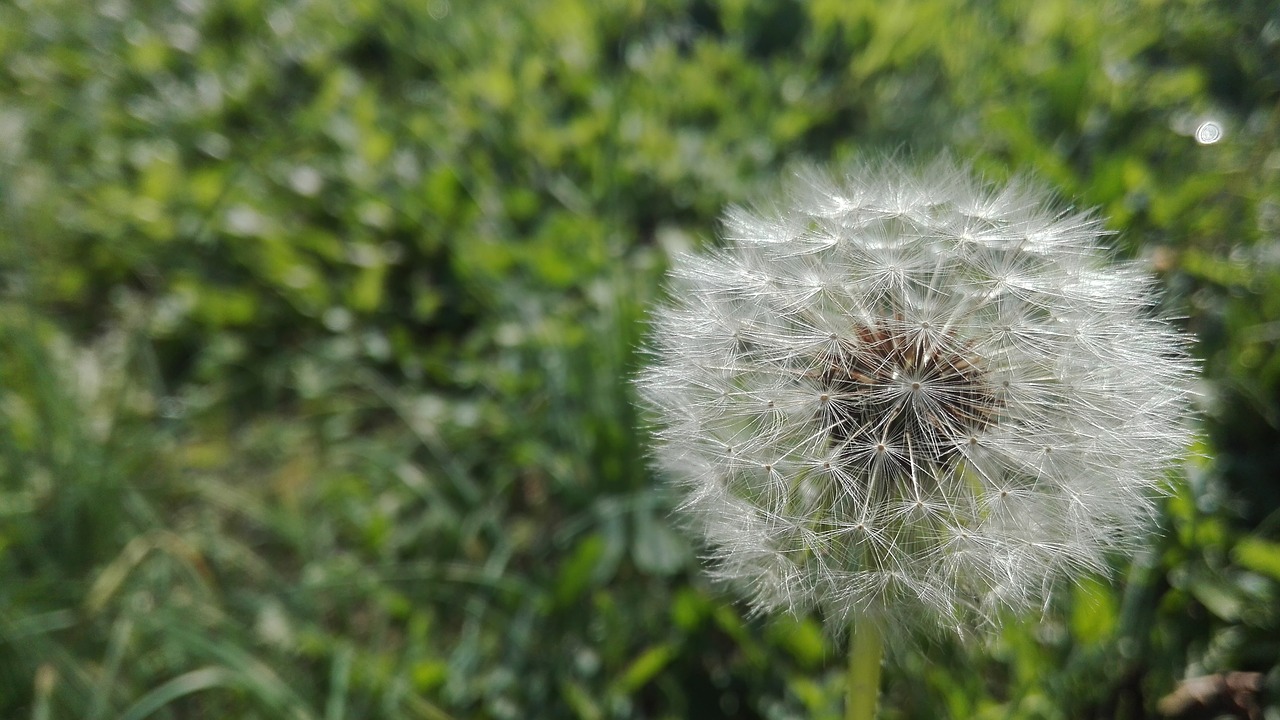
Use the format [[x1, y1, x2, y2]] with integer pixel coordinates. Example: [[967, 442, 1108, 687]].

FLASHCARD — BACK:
[[819, 319, 999, 470]]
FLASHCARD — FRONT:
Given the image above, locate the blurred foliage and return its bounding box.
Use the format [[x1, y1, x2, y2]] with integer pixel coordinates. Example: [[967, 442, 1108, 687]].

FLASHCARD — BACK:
[[1, 0, 1278, 717]]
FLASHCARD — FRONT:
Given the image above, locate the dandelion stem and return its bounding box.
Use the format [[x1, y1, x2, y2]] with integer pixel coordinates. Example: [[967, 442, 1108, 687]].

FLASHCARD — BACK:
[[846, 616, 883, 720]]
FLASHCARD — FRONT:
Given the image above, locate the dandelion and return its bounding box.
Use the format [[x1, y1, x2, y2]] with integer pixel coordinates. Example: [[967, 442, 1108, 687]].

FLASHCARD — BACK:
[[637, 157, 1197, 718]]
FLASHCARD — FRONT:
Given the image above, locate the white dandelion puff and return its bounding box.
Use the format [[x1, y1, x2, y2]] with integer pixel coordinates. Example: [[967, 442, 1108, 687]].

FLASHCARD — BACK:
[[637, 157, 1198, 639]]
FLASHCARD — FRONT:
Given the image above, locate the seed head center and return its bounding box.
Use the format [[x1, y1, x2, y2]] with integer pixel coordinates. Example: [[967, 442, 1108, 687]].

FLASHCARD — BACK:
[[820, 319, 999, 468]]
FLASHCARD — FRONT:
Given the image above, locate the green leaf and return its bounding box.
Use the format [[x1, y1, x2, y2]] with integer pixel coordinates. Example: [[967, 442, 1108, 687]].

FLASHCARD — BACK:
[[556, 534, 604, 605], [767, 616, 826, 668], [1071, 577, 1117, 644], [1187, 573, 1244, 621], [118, 668, 245, 720], [562, 679, 604, 720], [613, 644, 677, 694], [1234, 537, 1280, 582], [631, 508, 687, 576], [670, 588, 709, 630]]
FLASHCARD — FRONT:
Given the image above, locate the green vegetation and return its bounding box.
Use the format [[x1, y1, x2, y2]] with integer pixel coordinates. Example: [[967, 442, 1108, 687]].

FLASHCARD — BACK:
[[1, 0, 1277, 717]]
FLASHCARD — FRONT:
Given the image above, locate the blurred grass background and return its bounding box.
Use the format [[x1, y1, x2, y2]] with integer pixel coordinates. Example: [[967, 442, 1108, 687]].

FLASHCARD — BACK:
[[1, 0, 1278, 718]]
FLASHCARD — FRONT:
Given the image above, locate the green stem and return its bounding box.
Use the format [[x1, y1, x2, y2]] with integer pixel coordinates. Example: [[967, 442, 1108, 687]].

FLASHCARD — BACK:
[[846, 616, 884, 720]]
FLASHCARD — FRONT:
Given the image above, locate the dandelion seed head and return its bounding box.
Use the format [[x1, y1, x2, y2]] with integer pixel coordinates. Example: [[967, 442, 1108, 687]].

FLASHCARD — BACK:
[[638, 157, 1198, 636]]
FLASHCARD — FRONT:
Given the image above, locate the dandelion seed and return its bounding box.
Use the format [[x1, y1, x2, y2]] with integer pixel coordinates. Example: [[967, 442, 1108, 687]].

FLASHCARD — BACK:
[[638, 157, 1197, 642]]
